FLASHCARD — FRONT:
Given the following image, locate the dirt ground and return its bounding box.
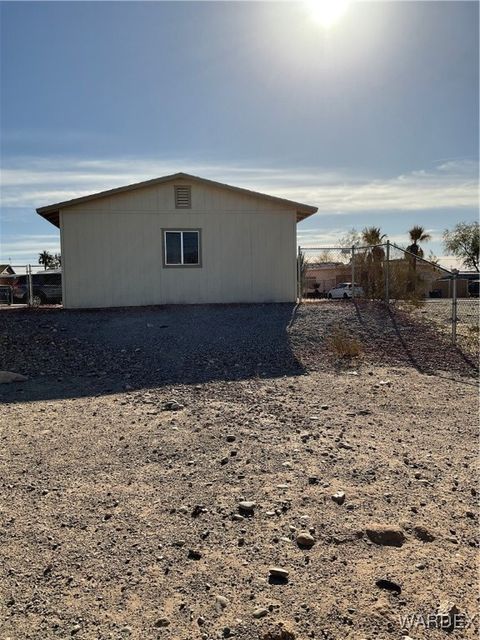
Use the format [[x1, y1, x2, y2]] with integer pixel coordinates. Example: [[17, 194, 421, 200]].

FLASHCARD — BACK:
[[0, 301, 478, 640]]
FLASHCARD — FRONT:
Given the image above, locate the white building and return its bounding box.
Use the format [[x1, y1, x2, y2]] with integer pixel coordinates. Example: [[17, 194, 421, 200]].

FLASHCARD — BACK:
[[37, 172, 317, 309]]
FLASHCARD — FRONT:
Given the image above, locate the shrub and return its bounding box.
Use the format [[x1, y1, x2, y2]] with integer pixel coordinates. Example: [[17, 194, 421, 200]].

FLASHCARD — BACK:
[[327, 326, 363, 359]]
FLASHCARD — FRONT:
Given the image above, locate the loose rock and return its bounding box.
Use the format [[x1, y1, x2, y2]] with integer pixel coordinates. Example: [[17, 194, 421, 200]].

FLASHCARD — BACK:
[[365, 524, 405, 547], [436, 600, 460, 631], [0, 371, 28, 384], [332, 491, 346, 505], [375, 578, 402, 593], [413, 525, 435, 542], [268, 567, 289, 583], [163, 400, 184, 411], [215, 595, 229, 611], [262, 625, 296, 640], [296, 532, 315, 549], [154, 618, 170, 628], [238, 501, 256, 515]]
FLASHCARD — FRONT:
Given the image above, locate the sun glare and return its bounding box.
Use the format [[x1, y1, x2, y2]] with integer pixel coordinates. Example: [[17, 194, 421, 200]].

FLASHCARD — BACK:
[[307, 0, 350, 28]]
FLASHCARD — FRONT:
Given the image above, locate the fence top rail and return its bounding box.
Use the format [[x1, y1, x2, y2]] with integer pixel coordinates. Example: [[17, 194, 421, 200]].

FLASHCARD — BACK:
[[299, 246, 350, 251], [299, 244, 388, 251], [388, 242, 453, 275], [299, 243, 454, 275]]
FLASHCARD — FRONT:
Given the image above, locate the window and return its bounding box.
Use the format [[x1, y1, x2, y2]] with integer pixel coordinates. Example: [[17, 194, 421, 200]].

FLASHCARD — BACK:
[[174, 185, 191, 209], [164, 230, 200, 266]]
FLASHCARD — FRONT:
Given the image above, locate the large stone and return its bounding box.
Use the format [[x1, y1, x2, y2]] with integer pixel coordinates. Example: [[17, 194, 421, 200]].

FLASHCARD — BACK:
[[375, 578, 402, 593], [332, 491, 346, 505], [0, 371, 28, 384], [296, 532, 315, 549], [413, 525, 436, 542], [268, 567, 289, 583], [262, 625, 296, 640], [154, 618, 170, 628], [436, 601, 460, 631], [238, 501, 256, 514], [215, 595, 229, 612], [365, 524, 405, 547], [163, 400, 184, 411]]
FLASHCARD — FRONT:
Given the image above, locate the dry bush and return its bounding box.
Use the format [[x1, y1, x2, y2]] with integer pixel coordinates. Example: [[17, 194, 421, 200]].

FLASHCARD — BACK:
[[327, 325, 363, 359]]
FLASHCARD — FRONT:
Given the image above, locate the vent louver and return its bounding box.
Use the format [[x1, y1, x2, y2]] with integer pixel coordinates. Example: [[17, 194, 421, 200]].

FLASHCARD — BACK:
[[174, 185, 192, 209]]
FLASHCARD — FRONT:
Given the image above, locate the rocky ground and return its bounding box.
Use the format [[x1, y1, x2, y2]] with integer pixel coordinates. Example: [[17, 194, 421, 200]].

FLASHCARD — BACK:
[[395, 299, 479, 358], [0, 301, 478, 640]]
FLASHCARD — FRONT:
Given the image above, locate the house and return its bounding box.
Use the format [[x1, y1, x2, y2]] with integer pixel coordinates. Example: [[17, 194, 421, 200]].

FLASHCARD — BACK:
[[37, 173, 317, 309], [433, 272, 477, 298], [0, 264, 15, 287], [304, 262, 350, 295], [0, 264, 15, 276]]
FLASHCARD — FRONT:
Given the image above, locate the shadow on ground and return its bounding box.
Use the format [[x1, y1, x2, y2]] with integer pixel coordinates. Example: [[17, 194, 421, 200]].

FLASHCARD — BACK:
[[291, 300, 478, 384], [0, 304, 306, 403], [1, 301, 477, 404]]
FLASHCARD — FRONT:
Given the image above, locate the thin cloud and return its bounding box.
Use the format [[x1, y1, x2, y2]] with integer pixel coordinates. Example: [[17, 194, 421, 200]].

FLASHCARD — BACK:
[[0, 235, 60, 263], [1, 157, 477, 213]]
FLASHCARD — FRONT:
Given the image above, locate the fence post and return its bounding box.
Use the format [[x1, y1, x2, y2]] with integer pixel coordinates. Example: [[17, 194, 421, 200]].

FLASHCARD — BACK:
[[297, 246, 301, 302], [385, 240, 390, 305], [27, 264, 33, 307], [451, 269, 458, 344], [351, 246, 355, 299]]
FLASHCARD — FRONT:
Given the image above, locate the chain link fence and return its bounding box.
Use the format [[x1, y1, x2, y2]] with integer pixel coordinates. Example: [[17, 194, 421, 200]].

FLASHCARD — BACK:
[[298, 246, 353, 299], [0, 265, 62, 307], [298, 243, 479, 353]]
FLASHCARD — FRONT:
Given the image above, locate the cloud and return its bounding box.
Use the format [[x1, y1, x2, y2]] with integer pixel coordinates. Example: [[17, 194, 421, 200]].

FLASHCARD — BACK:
[[0, 235, 60, 263], [0, 156, 478, 213], [297, 227, 444, 248]]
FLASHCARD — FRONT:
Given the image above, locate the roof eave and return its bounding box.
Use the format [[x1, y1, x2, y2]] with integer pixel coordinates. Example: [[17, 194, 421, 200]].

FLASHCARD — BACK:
[[37, 209, 60, 227], [36, 172, 318, 227]]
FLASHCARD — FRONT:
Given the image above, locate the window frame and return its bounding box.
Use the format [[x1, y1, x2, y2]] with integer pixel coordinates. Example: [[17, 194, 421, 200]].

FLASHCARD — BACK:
[[162, 229, 202, 268]]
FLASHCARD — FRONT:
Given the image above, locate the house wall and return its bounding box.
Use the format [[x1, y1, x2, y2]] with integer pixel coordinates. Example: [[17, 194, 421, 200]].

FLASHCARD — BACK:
[[60, 179, 297, 308]]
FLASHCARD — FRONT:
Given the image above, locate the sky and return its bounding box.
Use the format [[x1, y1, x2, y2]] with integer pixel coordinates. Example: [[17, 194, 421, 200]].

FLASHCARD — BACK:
[[0, 0, 478, 269]]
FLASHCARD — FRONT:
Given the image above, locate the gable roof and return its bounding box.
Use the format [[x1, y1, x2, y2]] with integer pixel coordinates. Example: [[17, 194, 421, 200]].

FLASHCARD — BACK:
[[0, 264, 15, 275], [36, 172, 318, 227]]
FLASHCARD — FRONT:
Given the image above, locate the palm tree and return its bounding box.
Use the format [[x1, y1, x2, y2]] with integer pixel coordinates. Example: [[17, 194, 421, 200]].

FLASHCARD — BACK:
[[361, 226, 386, 247], [360, 227, 387, 298], [406, 225, 431, 259], [38, 250, 54, 270], [405, 226, 431, 293]]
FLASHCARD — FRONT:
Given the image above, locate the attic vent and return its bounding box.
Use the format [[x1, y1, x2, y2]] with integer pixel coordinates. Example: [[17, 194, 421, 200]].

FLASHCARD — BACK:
[[174, 185, 191, 209]]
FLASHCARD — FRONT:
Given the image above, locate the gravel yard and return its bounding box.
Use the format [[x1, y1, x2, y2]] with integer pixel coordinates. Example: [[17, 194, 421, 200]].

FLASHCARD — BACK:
[[0, 302, 478, 640], [396, 299, 479, 357]]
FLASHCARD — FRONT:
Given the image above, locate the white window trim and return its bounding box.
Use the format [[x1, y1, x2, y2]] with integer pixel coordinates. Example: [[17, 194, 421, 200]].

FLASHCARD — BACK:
[[163, 229, 201, 267]]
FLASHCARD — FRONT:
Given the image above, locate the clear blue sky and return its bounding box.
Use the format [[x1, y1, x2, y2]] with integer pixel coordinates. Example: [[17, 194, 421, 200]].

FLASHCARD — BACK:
[[1, 1, 478, 268]]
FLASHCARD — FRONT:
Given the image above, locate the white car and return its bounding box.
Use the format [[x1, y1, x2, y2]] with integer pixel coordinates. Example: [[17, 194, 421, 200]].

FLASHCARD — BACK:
[[327, 282, 364, 299]]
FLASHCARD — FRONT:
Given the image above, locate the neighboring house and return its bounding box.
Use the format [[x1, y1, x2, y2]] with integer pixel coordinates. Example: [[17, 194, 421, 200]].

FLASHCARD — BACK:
[[0, 264, 15, 286], [0, 264, 15, 276], [433, 272, 478, 298], [304, 262, 350, 295], [37, 172, 317, 309]]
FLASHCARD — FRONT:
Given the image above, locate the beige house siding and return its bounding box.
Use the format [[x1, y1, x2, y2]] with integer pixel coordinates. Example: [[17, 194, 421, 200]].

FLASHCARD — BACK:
[[59, 180, 298, 308]]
